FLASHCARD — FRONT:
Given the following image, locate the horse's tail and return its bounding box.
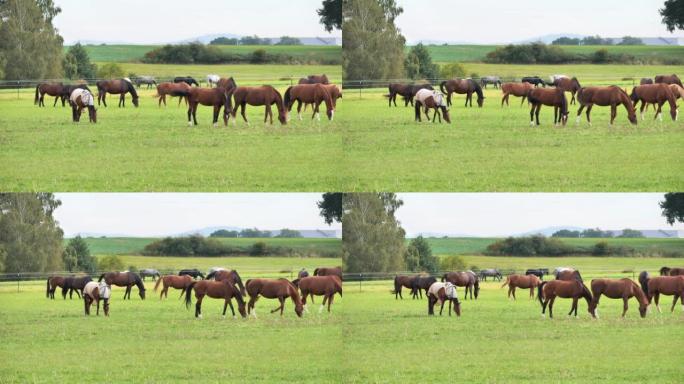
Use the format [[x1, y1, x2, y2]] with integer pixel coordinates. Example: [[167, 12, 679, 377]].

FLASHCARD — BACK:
[[46, 277, 51, 297], [283, 86, 293, 108], [439, 81, 448, 95], [154, 276, 163, 292], [501, 276, 509, 288], [537, 282, 547, 305], [98, 273, 105, 282], [638, 271, 650, 296], [184, 282, 196, 309], [559, 90, 568, 115], [34, 84, 40, 105], [392, 276, 400, 294]]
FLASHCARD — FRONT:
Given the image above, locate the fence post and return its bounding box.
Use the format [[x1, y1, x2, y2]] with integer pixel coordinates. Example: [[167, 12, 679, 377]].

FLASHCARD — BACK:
[[17, 273, 20, 292], [359, 273, 362, 292]]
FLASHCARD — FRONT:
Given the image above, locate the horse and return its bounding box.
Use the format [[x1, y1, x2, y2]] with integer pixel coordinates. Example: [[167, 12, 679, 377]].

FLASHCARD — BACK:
[[184, 279, 247, 318], [527, 88, 568, 126], [501, 82, 534, 107], [414, 89, 451, 123], [293, 275, 342, 313], [83, 281, 111, 316], [139, 269, 160, 281], [230, 85, 287, 125], [206, 74, 220, 87], [427, 282, 461, 316], [555, 268, 583, 282], [538, 280, 593, 318], [521, 76, 546, 87], [69, 88, 97, 123], [245, 278, 303, 317], [46, 276, 66, 299], [549, 74, 569, 83], [588, 278, 649, 318], [655, 74, 682, 87], [302, 84, 342, 111], [551, 77, 581, 104], [98, 271, 146, 300], [34, 82, 66, 107], [96, 79, 139, 107], [298, 268, 310, 278], [640, 78, 654, 85], [298, 74, 329, 85], [135, 76, 157, 89], [186, 86, 234, 126], [393, 275, 419, 299], [639, 271, 684, 313], [525, 268, 548, 279], [660, 267, 684, 276], [155, 82, 191, 107], [174, 76, 199, 87], [630, 84, 678, 121], [388, 83, 433, 107], [178, 269, 205, 279], [154, 275, 193, 299], [501, 274, 541, 300], [284, 84, 334, 121], [439, 79, 484, 107], [479, 269, 502, 282], [61, 83, 90, 103], [313, 266, 343, 280], [442, 271, 479, 300], [412, 275, 438, 299], [481, 76, 501, 89], [62, 275, 92, 299], [575, 86, 637, 126], [205, 269, 246, 296]]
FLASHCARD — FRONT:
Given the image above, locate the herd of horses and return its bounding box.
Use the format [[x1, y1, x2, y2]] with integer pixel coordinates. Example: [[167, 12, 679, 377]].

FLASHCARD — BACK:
[[32, 74, 341, 126], [388, 73, 682, 126], [46, 266, 343, 318], [394, 266, 684, 319]]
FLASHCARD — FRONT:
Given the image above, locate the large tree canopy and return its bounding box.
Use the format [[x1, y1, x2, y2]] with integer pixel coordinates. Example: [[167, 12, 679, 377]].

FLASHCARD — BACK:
[[318, 192, 343, 225], [660, 0, 684, 32], [318, 0, 342, 32], [660, 192, 684, 225]]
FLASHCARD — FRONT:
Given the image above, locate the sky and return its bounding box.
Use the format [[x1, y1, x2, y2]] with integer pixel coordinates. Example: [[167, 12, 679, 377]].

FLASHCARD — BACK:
[[395, 193, 683, 237], [395, 0, 684, 44], [53, 193, 339, 237], [53, 0, 339, 45]]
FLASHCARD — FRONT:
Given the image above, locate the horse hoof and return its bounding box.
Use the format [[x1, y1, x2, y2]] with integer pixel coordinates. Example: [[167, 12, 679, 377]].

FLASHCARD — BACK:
[[197, 314, 202, 319], [187, 122, 192, 127], [541, 314, 545, 318], [222, 315, 226, 319], [529, 122, 534, 127]]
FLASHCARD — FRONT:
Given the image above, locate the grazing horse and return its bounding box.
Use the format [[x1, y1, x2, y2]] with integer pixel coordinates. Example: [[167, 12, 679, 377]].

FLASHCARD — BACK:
[[134, 76, 157, 89], [83, 281, 111, 316], [502, 274, 541, 299], [61, 84, 90, 104], [302, 84, 342, 110], [442, 271, 479, 300], [206, 74, 220, 87], [206, 269, 246, 297], [393, 275, 419, 299], [184, 279, 247, 318], [427, 282, 461, 316], [655, 74, 682, 87], [284, 84, 334, 121], [660, 267, 684, 276], [139, 269, 160, 281], [576, 86, 637, 125], [552, 77, 581, 104], [480, 269, 502, 282], [640, 78, 654, 85], [527, 88, 568, 126], [521, 76, 546, 87], [298, 74, 329, 85], [35, 82, 66, 107], [481, 76, 502, 89], [414, 89, 451, 123], [293, 275, 342, 313], [230, 85, 287, 125], [412, 275, 437, 299], [589, 278, 649, 318], [245, 278, 303, 317], [314, 266, 343, 280], [62, 275, 92, 299], [96, 79, 139, 107], [388, 83, 433, 107], [154, 275, 193, 299], [186, 86, 234, 126], [555, 268, 583, 282], [439, 79, 484, 107], [639, 271, 684, 313], [538, 280, 593, 318], [156, 82, 191, 107], [46, 276, 66, 299], [69, 88, 97, 123], [178, 269, 205, 279], [174, 76, 199, 87], [298, 268, 310, 278], [98, 271, 146, 300], [630, 84, 678, 121], [501, 82, 534, 107], [525, 268, 549, 279]]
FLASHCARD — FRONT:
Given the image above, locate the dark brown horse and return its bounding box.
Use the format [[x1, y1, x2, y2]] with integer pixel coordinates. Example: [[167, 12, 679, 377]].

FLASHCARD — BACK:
[[230, 86, 287, 125], [184, 279, 246, 318], [154, 275, 193, 299], [501, 82, 534, 107], [501, 274, 542, 300], [588, 278, 649, 318], [427, 282, 461, 316], [98, 271, 146, 300], [186, 87, 233, 126], [206, 269, 246, 296], [527, 88, 569, 126], [576, 86, 637, 125], [538, 280, 593, 318], [639, 272, 684, 313], [442, 271, 479, 300], [96, 79, 139, 107], [412, 275, 438, 299], [313, 266, 343, 280], [552, 77, 582, 104], [630, 84, 678, 121], [640, 78, 654, 85], [440, 79, 484, 107], [660, 267, 684, 276], [69, 88, 97, 123], [284, 84, 334, 120], [46, 276, 66, 299], [655, 74, 682, 87], [387, 83, 434, 107], [62, 275, 92, 299], [298, 74, 329, 84], [245, 278, 303, 317], [293, 275, 342, 313], [34, 82, 66, 107], [393, 275, 419, 299], [156, 82, 191, 107]]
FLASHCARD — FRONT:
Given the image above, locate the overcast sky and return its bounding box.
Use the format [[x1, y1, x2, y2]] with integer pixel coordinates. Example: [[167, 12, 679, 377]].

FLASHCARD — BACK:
[[395, 0, 684, 44], [395, 193, 683, 237], [53, 193, 338, 237], [53, 0, 339, 44]]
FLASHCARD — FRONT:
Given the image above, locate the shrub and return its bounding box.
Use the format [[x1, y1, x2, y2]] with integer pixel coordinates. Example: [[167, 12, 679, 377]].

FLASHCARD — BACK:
[[250, 242, 268, 256], [440, 255, 466, 271], [98, 255, 125, 271], [97, 63, 125, 79]]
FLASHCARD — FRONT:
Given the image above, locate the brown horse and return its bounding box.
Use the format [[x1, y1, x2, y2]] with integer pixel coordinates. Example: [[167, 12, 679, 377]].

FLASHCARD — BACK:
[[206, 269, 247, 296], [639, 272, 684, 313], [588, 278, 649, 318], [184, 279, 247, 318], [154, 275, 193, 299], [655, 74, 682, 87], [640, 78, 654, 85], [527, 88, 569, 126], [98, 271, 146, 300], [575, 86, 637, 125], [501, 82, 534, 107], [538, 280, 593, 318], [96, 79, 139, 107], [46, 276, 66, 299], [414, 89, 451, 123], [69, 88, 97, 123], [555, 268, 583, 281], [442, 271, 479, 300], [387, 83, 434, 107], [427, 282, 461, 316], [62, 275, 92, 299], [501, 274, 541, 300], [298, 74, 329, 84], [412, 275, 438, 299], [284, 84, 334, 120], [293, 275, 342, 313], [34, 82, 66, 107], [630, 84, 678, 121], [230, 86, 287, 125], [552, 77, 582, 104], [660, 267, 684, 276], [313, 266, 343, 280], [440, 79, 484, 107], [156, 82, 191, 107], [186, 87, 233, 126], [245, 278, 303, 317], [393, 274, 419, 299]]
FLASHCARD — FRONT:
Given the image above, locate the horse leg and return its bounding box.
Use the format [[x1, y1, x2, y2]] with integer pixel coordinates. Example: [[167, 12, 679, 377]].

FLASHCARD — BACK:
[[529, 104, 536, 126], [671, 295, 680, 313], [568, 298, 578, 317], [622, 296, 629, 317], [549, 296, 556, 318], [222, 299, 228, 317], [576, 104, 585, 124], [265, 104, 273, 125], [247, 297, 257, 317], [192, 103, 199, 126], [102, 93, 107, 108], [535, 105, 541, 126], [541, 297, 549, 317], [639, 102, 646, 120], [327, 295, 334, 313], [196, 296, 203, 318], [212, 105, 219, 127], [53, 96, 59, 107], [96, 299, 101, 316], [654, 292, 661, 313], [439, 300, 445, 316], [655, 102, 664, 121], [586, 105, 594, 126], [610, 104, 617, 126], [240, 103, 248, 124], [554, 106, 558, 126], [227, 299, 236, 318], [501, 93, 508, 107]]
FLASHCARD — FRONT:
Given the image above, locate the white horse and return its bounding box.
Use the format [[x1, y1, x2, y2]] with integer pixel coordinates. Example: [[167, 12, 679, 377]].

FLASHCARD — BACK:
[[206, 74, 220, 87], [414, 89, 450, 123], [83, 281, 111, 316]]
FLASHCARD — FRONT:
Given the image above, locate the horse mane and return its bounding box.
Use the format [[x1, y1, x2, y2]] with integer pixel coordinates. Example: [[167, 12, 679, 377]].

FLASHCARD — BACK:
[[272, 87, 286, 114], [572, 77, 581, 88], [470, 80, 484, 101], [283, 86, 293, 108], [124, 79, 139, 99], [580, 283, 592, 305], [313, 268, 320, 276], [98, 273, 106, 282], [132, 273, 145, 291], [439, 81, 448, 95], [638, 271, 650, 296]]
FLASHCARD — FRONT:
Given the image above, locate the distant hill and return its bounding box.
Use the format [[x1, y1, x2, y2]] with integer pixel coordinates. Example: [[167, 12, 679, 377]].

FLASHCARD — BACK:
[[67, 34, 341, 46], [70, 227, 340, 239]]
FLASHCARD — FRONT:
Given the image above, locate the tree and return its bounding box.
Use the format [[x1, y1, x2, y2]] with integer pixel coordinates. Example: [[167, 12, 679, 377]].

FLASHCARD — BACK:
[[660, 0, 684, 32], [440, 255, 466, 271], [97, 62, 125, 79], [240, 228, 271, 238], [64, 43, 97, 79], [660, 192, 684, 225], [618, 36, 644, 45], [276, 229, 302, 238], [276, 36, 302, 45], [240, 35, 270, 45], [343, 0, 406, 81], [0, 0, 64, 80], [581, 228, 613, 238], [209, 229, 239, 238], [440, 63, 466, 79], [250, 49, 267, 64], [342, 193, 405, 273], [318, 192, 343, 225], [618, 229, 644, 238], [318, 0, 342, 32], [404, 43, 439, 79], [552, 37, 581, 45], [62, 236, 96, 272], [0, 193, 64, 272], [582, 35, 613, 45], [98, 255, 124, 271], [210, 37, 239, 45], [406, 235, 438, 272], [552, 229, 581, 238]]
